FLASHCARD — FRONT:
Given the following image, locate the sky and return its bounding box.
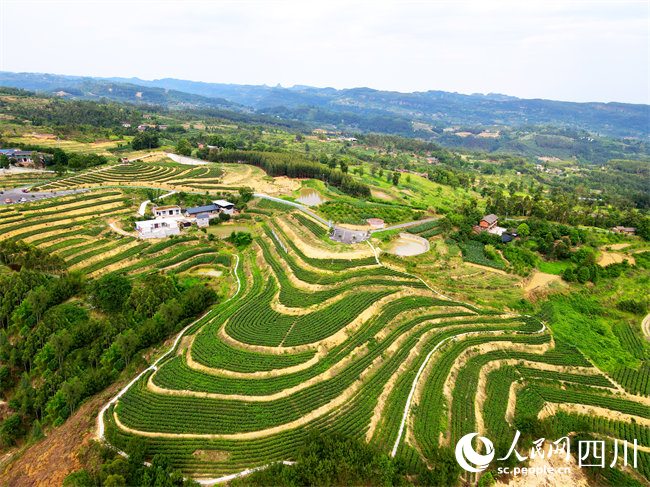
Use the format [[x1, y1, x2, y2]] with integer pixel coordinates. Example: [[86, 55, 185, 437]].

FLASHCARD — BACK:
[[0, 0, 648, 104]]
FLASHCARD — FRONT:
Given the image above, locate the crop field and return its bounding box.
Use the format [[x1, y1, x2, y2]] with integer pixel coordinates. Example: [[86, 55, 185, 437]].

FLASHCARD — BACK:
[[4, 134, 126, 155], [33, 161, 230, 193], [97, 212, 650, 483], [0, 171, 57, 189]]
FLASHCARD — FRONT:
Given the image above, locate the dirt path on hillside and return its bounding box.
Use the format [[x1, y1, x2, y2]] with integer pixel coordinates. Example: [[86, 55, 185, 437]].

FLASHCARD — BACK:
[[494, 440, 589, 487], [597, 250, 635, 266], [259, 235, 382, 289], [108, 220, 137, 237], [609, 243, 632, 250], [463, 261, 511, 276], [522, 270, 565, 297], [370, 189, 394, 201], [364, 313, 485, 442], [0, 380, 127, 487]]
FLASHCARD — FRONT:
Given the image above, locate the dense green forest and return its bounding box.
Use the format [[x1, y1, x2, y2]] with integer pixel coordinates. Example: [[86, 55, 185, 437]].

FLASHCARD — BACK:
[[0, 241, 217, 447]]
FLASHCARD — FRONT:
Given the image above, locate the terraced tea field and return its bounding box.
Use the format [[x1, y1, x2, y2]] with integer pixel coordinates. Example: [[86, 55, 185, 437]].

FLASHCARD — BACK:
[[34, 161, 230, 193], [94, 214, 650, 484]]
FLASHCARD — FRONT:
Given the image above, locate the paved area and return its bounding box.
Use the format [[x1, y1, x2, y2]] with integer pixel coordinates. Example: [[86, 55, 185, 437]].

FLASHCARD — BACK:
[[109, 222, 137, 238], [370, 217, 440, 234], [166, 153, 211, 166], [138, 200, 150, 216], [0, 187, 88, 206], [0, 167, 55, 175]]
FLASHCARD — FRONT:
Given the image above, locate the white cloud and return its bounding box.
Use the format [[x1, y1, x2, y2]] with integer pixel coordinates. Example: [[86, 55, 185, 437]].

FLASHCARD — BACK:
[[0, 0, 647, 103]]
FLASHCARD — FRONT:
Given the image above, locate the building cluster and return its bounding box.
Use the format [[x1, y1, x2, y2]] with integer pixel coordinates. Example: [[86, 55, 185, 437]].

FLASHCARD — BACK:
[[611, 226, 636, 236], [472, 214, 518, 243], [0, 149, 45, 167], [135, 200, 236, 239]]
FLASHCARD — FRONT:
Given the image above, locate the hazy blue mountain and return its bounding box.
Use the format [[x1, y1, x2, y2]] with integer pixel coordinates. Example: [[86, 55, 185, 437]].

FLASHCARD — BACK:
[[0, 71, 648, 138], [0, 72, 243, 111]]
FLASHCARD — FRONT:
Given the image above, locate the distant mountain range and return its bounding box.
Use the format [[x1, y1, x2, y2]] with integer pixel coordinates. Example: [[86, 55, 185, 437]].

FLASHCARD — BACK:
[[0, 71, 648, 138]]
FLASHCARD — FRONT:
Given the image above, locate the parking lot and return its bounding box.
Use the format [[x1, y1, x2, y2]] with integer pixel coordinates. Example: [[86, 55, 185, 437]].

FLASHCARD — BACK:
[[0, 187, 88, 205]]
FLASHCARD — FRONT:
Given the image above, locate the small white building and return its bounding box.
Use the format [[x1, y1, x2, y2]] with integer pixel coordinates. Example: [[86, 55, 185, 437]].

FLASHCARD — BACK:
[[213, 199, 236, 215], [196, 213, 210, 228], [153, 205, 182, 218], [136, 219, 181, 239], [487, 226, 507, 236]]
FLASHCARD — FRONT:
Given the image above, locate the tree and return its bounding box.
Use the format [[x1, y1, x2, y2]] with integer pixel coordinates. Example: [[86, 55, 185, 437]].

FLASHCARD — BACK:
[[26, 286, 49, 324], [479, 471, 496, 486], [52, 149, 68, 167], [0, 414, 23, 446], [29, 419, 44, 441], [91, 274, 132, 313], [103, 474, 126, 487], [562, 267, 575, 282], [227, 231, 253, 248], [554, 240, 569, 259], [0, 154, 9, 169], [132, 132, 159, 150], [175, 139, 192, 157], [126, 436, 149, 466], [517, 222, 530, 237], [128, 274, 178, 319], [238, 187, 253, 203], [339, 161, 348, 173], [63, 469, 93, 487], [576, 266, 590, 284], [50, 329, 72, 369], [61, 377, 83, 414], [392, 172, 401, 186], [30, 151, 42, 168], [116, 330, 138, 366]]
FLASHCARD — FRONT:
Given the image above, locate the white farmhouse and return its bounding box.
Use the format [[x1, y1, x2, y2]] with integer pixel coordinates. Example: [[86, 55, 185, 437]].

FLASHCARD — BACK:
[[213, 199, 236, 215], [136, 219, 181, 239], [196, 213, 210, 228], [153, 205, 182, 218]]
